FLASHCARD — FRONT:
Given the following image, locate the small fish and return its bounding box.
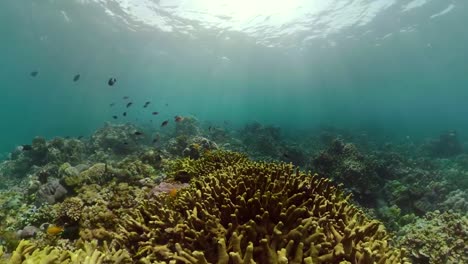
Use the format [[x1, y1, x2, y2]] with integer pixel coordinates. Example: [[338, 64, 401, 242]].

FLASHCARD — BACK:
[[152, 111, 159, 115], [112, 115, 118, 119], [126, 102, 133, 108], [78, 136, 84, 140], [134, 131, 143, 136], [208, 126, 212, 132], [123, 96, 129, 100], [110, 103, 115, 107], [143, 101, 150, 108], [21, 144, 32, 151], [73, 74, 80, 82], [152, 138, 158, 143], [108, 77, 117, 86], [165, 103, 168, 107], [65, 136, 70, 139], [175, 116, 184, 122], [161, 120, 169, 127], [46, 225, 64, 236], [283, 153, 290, 158], [123, 142, 129, 145], [123, 112, 127, 117], [30, 71, 38, 77], [168, 188, 177, 198]]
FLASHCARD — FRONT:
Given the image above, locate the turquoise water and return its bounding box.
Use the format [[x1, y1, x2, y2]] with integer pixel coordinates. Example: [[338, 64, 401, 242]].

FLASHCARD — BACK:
[[0, 0, 467, 153]]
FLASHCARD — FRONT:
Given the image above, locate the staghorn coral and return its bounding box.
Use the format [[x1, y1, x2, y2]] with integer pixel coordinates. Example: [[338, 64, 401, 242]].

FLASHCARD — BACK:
[[117, 158, 408, 263], [165, 150, 248, 182], [396, 210, 468, 264], [0, 239, 131, 264]]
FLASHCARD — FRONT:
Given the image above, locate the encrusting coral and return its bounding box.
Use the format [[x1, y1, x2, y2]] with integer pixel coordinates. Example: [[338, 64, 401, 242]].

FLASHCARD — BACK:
[[116, 151, 408, 263], [396, 210, 468, 264]]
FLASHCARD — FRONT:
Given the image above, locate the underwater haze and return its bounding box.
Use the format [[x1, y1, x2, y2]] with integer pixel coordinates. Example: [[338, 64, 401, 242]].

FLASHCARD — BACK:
[[1, 0, 467, 153], [1, 1, 468, 263]]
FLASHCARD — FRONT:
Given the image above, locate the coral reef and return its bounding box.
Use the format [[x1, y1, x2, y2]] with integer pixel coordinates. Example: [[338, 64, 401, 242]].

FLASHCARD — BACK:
[[312, 139, 381, 207], [117, 158, 408, 263], [396, 210, 468, 264], [424, 130, 463, 157], [0, 239, 131, 264], [88, 123, 144, 156]]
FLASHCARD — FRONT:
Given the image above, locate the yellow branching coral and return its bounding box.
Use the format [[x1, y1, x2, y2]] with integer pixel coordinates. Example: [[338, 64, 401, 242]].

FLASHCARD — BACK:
[[166, 150, 248, 182], [118, 155, 409, 263], [0, 240, 131, 264]]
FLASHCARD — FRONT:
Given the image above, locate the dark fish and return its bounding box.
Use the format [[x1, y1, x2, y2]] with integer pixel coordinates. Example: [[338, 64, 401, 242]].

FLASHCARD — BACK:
[[123, 142, 128, 145], [123, 96, 129, 100], [21, 144, 32, 151], [73, 74, 80, 82], [108, 77, 117, 86], [78, 136, 84, 140], [208, 126, 212, 132], [143, 101, 150, 108], [126, 102, 133, 108], [110, 103, 115, 107], [30, 71, 38, 77], [283, 153, 290, 158], [134, 131, 143, 136], [175, 116, 184, 122], [161, 120, 169, 127], [152, 111, 159, 115], [123, 112, 127, 117], [65, 136, 70, 139]]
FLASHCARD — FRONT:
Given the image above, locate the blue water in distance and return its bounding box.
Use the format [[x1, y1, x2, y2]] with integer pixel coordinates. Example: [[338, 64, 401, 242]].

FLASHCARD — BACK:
[[0, 0, 467, 155]]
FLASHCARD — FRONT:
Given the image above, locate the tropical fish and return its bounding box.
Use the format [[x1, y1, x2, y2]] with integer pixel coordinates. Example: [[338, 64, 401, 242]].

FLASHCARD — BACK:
[[46, 225, 64, 236], [161, 120, 169, 127], [126, 102, 133, 108], [77, 136, 84, 140], [152, 111, 159, 115], [168, 188, 177, 198], [73, 74, 80, 82], [30, 71, 38, 77], [123, 96, 129, 100], [143, 101, 150, 108], [123, 112, 127, 117], [134, 131, 143, 136], [112, 115, 118, 119], [108, 77, 117, 86]]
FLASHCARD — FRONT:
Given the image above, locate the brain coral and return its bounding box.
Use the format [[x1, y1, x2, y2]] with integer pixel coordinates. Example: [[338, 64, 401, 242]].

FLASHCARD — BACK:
[[117, 154, 408, 263]]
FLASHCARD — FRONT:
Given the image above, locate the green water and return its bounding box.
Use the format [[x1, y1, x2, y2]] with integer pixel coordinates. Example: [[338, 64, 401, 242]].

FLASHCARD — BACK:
[[0, 0, 467, 154]]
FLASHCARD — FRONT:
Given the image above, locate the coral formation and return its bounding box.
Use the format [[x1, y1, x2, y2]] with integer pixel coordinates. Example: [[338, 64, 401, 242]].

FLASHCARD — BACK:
[[424, 130, 463, 157], [396, 210, 468, 264], [312, 139, 381, 207], [0, 239, 131, 264], [117, 158, 408, 263]]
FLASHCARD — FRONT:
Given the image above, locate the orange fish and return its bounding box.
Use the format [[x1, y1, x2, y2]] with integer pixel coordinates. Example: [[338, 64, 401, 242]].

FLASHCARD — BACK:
[[168, 188, 178, 197], [47, 225, 64, 236]]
